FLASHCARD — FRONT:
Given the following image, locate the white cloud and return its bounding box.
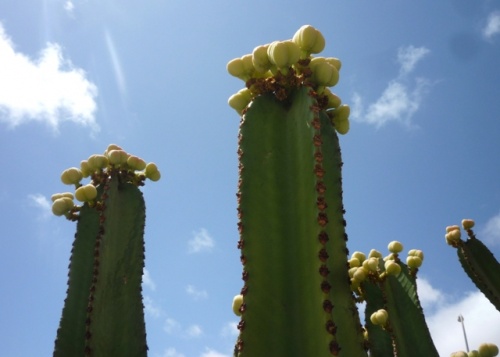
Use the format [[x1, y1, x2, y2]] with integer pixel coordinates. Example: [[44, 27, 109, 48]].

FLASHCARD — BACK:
[[481, 211, 500, 245], [162, 347, 185, 357], [64, 1, 74, 13], [0, 23, 98, 132], [416, 277, 445, 310], [28, 193, 52, 219], [143, 268, 157, 291], [220, 321, 239, 338], [186, 324, 203, 337], [188, 228, 214, 253], [186, 285, 208, 300], [164, 318, 182, 335], [199, 349, 230, 357], [397, 46, 430, 76], [483, 11, 500, 39], [143, 295, 162, 319], [351, 45, 431, 128]]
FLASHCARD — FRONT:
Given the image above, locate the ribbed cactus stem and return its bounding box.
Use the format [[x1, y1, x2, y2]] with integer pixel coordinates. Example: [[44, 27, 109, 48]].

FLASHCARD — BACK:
[[53, 146, 160, 356]]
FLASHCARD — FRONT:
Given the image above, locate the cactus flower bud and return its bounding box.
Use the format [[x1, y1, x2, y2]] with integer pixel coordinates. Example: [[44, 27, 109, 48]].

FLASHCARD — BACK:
[[51, 192, 74, 202], [323, 88, 342, 110], [384, 260, 401, 276], [351, 251, 366, 264], [352, 267, 367, 282], [309, 57, 339, 87], [61, 167, 83, 185], [105, 144, 123, 153], [408, 249, 424, 261], [462, 219, 475, 230], [107, 150, 129, 166], [52, 197, 75, 216], [267, 40, 300, 70], [75, 184, 98, 202], [145, 162, 161, 182], [478, 343, 499, 357], [127, 155, 147, 171], [406, 256, 423, 269], [348, 257, 361, 268], [252, 44, 272, 73], [228, 88, 253, 114], [446, 225, 460, 233], [368, 249, 383, 259], [363, 257, 379, 272], [388, 241, 404, 254], [87, 154, 109, 171], [292, 25, 325, 56], [232, 294, 244, 316], [445, 229, 462, 246], [227, 54, 255, 81], [370, 309, 388, 326], [324, 57, 342, 71]]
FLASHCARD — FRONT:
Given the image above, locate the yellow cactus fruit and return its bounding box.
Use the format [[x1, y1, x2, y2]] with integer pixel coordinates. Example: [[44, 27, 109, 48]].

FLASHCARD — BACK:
[[107, 150, 129, 166], [408, 249, 424, 261], [351, 251, 366, 264], [368, 249, 383, 259], [406, 255, 423, 269], [446, 225, 460, 233], [232, 294, 244, 316], [75, 184, 98, 202], [87, 154, 109, 171], [228, 88, 253, 114], [323, 88, 342, 109], [462, 219, 475, 230], [468, 350, 480, 357], [352, 267, 367, 282], [52, 197, 75, 216], [227, 54, 255, 81], [384, 260, 401, 276], [325, 57, 342, 71], [51, 192, 74, 202], [388, 241, 404, 254], [292, 25, 325, 55], [348, 267, 358, 278], [445, 229, 462, 246], [309, 57, 339, 87], [145, 162, 161, 182], [267, 40, 301, 70], [80, 160, 92, 178], [450, 352, 469, 357], [61, 167, 83, 185], [370, 309, 388, 326], [252, 44, 272, 73], [106, 144, 123, 153], [363, 257, 379, 272], [478, 343, 499, 357], [349, 257, 361, 268], [329, 104, 350, 135], [127, 155, 147, 171]]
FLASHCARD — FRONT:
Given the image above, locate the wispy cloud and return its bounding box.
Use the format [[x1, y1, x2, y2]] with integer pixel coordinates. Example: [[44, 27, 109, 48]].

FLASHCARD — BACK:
[[351, 45, 431, 128], [186, 285, 208, 300], [164, 317, 204, 338], [143, 295, 162, 318], [186, 324, 203, 338], [27, 193, 52, 220], [188, 228, 214, 253], [480, 211, 500, 245], [104, 30, 127, 97], [199, 349, 230, 357], [483, 11, 500, 39], [63, 1, 75, 14], [143, 268, 157, 291], [0, 23, 98, 132], [162, 347, 185, 357], [220, 321, 239, 338], [418, 277, 500, 355]]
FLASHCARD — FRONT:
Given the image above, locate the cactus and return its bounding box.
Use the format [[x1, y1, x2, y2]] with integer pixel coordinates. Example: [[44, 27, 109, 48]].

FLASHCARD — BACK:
[[445, 220, 500, 312], [52, 144, 160, 356]]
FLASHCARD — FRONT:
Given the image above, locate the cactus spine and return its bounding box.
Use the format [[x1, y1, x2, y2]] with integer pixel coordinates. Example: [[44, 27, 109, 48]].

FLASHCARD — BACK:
[[52, 145, 160, 356]]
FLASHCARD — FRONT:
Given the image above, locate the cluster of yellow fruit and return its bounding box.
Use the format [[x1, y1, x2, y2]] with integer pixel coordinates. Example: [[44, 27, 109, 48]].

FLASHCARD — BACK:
[[227, 25, 351, 134], [445, 219, 475, 246], [51, 144, 160, 217], [348, 241, 424, 290], [450, 343, 499, 357]]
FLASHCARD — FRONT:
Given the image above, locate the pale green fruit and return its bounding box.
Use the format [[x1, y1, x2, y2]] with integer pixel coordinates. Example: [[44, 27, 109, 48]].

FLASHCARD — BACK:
[[87, 154, 109, 171], [309, 57, 339, 87], [267, 40, 300, 69], [349, 257, 361, 268], [462, 219, 475, 230], [408, 249, 424, 261], [363, 257, 379, 272], [468, 350, 480, 357], [252, 44, 272, 73], [232, 294, 244, 316], [61, 167, 83, 185], [145, 162, 161, 182], [52, 197, 74, 216], [351, 251, 366, 264], [450, 352, 469, 357], [369, 249, 383, 259], [75, 184, 98, 202], [325, 57, 342, 71], [127, 155, 147, 171], [352, 267, 367, 282], [446, 225, 460, 233], [384, 260, 401, 276], [478, 343, 499, 357], [445, 229, 461, 245], [228, 88, 253, 114], [105, 144, 123, 153], [292, 25, 325, 55], [80, 160, 91, 177], [388, 241, 404, 254], [227, 54, 255, 81], [51, 192, 74, 202], [107, 150, 129, 166], [406, 256, 423, 269], [323, 88, 341, 109], [370, 309, 388, 326]]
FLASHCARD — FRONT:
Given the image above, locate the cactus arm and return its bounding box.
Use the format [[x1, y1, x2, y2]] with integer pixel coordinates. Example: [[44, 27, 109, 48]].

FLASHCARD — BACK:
[[235, 87, 366, 356], [54, 202, 101, 356], [86, 175, 147, 356], [457, 236, 500, 312]]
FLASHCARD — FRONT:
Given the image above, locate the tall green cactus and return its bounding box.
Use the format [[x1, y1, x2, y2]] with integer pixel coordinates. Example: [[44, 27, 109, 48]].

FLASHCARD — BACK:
[[227, 25, 440, 357], [52, 145, 160, 356]]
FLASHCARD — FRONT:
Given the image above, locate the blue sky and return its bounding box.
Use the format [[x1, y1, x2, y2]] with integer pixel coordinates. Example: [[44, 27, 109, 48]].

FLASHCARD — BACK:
[[1, 0, 500, 356]]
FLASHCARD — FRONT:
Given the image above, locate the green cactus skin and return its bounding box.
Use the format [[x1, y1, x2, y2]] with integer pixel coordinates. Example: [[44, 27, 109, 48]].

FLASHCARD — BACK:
[[54, 174, 148, 356], [457, 233, 500, 312], [234, 87, 366, 356]]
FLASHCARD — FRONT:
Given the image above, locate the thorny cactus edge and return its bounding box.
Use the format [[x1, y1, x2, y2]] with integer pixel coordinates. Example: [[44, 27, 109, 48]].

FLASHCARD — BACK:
[[52, 144, 160, 357], [227, 24, 498, 357]]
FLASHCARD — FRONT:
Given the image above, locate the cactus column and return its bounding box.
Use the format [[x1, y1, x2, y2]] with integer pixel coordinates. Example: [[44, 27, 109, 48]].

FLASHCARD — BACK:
[[228, 25, 365, 356], [52, 145, 160, 356]]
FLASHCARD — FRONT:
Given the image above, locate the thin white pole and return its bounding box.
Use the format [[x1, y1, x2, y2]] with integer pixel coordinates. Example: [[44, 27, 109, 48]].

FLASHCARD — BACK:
[[458, 314, 470, 352]]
